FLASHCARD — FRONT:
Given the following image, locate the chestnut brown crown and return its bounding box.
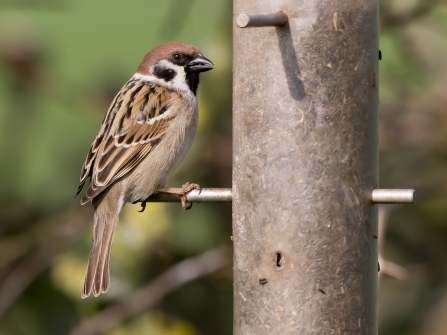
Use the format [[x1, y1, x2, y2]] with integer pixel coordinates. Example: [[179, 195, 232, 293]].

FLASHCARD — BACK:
[[137, 42, 202, 75]]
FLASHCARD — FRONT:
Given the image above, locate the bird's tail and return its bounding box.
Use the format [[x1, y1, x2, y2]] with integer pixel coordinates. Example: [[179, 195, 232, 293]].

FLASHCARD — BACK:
[[82, 196, 123, 298]]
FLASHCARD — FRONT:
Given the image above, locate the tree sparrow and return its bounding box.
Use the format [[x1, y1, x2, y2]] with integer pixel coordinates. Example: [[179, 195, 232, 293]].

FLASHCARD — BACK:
[[76, 42, 213, 298]]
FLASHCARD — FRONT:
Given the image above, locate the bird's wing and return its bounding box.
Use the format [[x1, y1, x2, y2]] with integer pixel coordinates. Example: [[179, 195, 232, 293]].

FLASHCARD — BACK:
[[76, 79, 176, 204]]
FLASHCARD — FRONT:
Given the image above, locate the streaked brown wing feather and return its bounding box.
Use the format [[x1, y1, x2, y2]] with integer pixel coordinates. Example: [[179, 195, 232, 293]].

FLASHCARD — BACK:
[[76, 79, 174, 204], [75, 89, 125, 198]]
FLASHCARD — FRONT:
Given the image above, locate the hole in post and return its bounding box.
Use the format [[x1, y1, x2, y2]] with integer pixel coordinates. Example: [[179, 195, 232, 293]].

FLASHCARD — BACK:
[[275, 251, 283, 270]]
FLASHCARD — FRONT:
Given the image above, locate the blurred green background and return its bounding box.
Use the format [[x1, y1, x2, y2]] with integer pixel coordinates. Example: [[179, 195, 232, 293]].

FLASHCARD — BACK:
[[0, 0, 446, 334]]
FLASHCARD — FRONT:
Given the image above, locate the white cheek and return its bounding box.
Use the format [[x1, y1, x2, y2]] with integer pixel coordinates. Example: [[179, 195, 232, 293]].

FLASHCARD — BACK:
[[133, 59, 192, 97], [156, 59, 187, 87], [171, 67, 187, 88]]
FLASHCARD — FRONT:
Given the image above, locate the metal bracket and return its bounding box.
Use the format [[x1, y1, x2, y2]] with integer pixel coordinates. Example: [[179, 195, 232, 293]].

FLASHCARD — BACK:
[[142, 188, 416, 204], [236, 12, 288, 28]]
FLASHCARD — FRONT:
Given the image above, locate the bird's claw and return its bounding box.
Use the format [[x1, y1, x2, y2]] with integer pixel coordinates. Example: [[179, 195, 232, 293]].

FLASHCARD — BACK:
[[179, 182, 201, 210], [181, 197, 193, 210], [157, 182, 201, 210], [138, 201, 146, 212]]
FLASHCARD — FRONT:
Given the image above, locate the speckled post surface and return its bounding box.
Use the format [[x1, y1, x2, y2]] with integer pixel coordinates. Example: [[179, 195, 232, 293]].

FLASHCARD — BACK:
[[232, 0, 379, 334]]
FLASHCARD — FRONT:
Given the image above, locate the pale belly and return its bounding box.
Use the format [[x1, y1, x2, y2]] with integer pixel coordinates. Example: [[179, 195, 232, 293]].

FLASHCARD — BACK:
[[122, 111, 198, 203]]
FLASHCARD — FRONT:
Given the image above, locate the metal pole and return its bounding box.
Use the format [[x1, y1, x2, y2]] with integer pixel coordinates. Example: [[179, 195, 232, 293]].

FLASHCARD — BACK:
[[233, 1, 379, 334]]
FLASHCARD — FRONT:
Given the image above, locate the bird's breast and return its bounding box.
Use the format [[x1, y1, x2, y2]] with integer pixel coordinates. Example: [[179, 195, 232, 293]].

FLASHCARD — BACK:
[[123, 100, 198, 203], [166, 102, 198, 173]]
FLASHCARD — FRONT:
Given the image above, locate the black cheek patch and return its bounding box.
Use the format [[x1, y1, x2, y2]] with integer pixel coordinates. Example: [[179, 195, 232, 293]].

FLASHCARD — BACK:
[[153, 66, 177, 82]]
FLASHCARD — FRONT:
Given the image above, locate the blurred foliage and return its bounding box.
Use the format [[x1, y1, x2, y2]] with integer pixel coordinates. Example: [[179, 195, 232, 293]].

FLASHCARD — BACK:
[[0, 0, 446, 334], [378, 1, 447, 335]]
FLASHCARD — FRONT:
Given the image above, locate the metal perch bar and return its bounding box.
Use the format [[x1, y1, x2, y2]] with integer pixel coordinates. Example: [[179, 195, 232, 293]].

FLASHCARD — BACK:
[[236, 12, 288, 28], [142, 188, 232, 203], [142, 188, 415, 204], [372, 189, 416, 204]]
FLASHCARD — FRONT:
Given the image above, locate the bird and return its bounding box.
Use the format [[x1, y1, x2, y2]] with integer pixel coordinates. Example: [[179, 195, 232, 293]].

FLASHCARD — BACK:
[[75, 42, 213, 298]]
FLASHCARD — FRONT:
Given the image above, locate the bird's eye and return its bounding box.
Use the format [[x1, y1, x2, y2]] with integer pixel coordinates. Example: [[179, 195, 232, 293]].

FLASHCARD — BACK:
[[173, 53, 182, 61]]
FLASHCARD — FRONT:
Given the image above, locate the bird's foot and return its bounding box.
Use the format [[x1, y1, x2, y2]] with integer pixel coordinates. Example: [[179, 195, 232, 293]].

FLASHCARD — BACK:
[[159, 182, 201, 210]]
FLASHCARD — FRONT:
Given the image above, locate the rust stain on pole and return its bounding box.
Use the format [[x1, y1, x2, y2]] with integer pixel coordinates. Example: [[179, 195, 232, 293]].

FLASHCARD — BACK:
[[232, 1, 379, 334]]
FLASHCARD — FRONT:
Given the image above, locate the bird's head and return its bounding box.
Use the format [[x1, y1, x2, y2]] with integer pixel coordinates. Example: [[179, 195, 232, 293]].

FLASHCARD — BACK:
[[136, 42, 213, 95]]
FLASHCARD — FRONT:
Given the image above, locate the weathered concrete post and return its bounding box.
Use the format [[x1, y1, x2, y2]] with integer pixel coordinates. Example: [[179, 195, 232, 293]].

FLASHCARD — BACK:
[[232, 0, 379, 334]]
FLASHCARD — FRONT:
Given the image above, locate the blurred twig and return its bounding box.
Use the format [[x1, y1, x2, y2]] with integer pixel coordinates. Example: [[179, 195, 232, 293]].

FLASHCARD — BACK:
[[0, 0, 68, 9], [0, 207, 91, 318], [380, 0, 439, 28], [0, 247, 54, 318], [69, 245, 231, 335], [378, 205, 408, 284], [157, 0, 197, 38], [0, 208, 90, 275]]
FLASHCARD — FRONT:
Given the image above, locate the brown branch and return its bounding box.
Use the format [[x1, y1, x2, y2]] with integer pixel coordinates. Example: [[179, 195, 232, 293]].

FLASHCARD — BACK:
[[69, 245, 231, 335]]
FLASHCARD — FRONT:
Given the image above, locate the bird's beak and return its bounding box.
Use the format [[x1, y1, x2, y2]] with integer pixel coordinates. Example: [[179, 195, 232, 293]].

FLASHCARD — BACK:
[[187, 55, 214, 72]]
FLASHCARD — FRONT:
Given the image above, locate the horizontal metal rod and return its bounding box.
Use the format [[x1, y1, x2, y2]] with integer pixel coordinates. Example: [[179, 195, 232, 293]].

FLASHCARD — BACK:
[[143, 188, 232, 203], [142, 188, 415, 204], [236, 12, 288, 28], [372, 189, 416, 204]]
